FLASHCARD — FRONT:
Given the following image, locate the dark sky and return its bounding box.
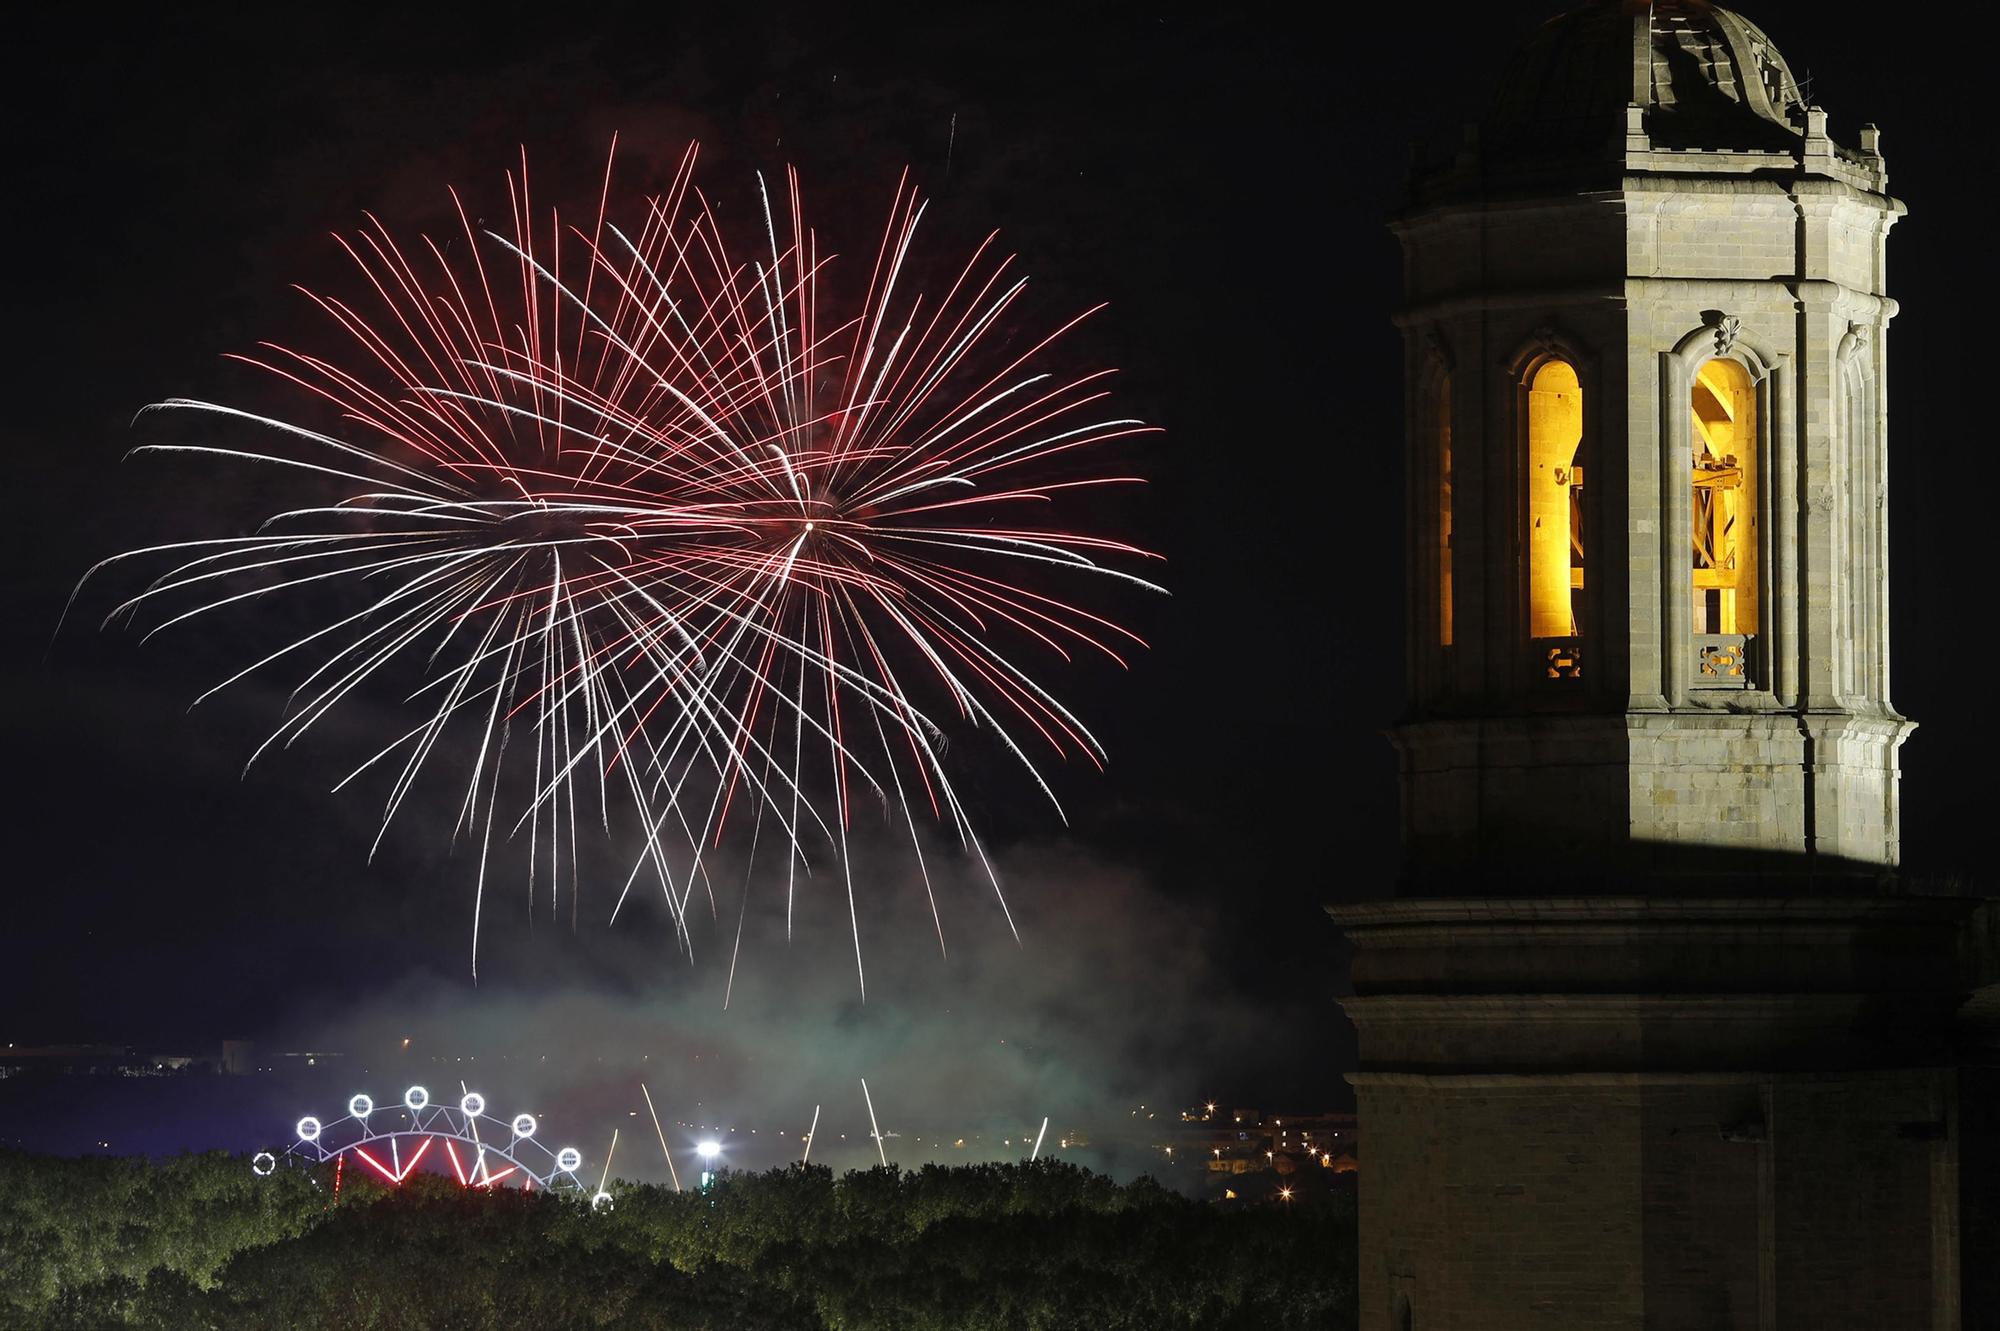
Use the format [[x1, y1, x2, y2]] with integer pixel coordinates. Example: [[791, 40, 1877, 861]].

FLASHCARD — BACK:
[[0, 2, 1981, 1133]]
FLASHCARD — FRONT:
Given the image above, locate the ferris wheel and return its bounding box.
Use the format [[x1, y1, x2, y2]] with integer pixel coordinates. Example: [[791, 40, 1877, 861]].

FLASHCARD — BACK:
[[255, 1084, 605, 1206]]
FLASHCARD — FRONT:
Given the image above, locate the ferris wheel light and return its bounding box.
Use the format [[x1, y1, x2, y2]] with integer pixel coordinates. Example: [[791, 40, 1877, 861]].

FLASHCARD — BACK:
[[259, 1090, 571, 1192], [591, 1190, 614, 1213]]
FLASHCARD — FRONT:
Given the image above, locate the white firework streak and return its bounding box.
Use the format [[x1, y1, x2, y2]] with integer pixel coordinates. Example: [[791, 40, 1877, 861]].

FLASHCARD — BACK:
[[78, 141, 1163, 990]]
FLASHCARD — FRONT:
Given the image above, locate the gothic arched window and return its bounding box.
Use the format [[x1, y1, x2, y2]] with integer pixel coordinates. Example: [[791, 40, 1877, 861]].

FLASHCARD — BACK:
[[1690, 357, 1758, 637], [1527, 359, 1584, 640]]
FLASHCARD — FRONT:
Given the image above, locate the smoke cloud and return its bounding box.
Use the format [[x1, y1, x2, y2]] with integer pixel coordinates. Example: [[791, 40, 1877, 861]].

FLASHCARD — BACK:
[[271, 834, 1278, 1185]]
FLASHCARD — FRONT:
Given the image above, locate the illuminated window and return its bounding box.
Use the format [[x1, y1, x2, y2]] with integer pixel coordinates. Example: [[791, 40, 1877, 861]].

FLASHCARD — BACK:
[[1527, 360, 1584, 638], [1437, 374, 1454, 647], [1690, 359, 1758, 634]]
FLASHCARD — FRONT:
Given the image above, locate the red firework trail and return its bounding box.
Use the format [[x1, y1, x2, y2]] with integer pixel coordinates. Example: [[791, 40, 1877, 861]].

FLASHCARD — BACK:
[[80, 139, 1164, 994]]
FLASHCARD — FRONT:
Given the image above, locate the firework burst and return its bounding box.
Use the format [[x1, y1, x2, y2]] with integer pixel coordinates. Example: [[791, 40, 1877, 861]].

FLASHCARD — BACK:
[[78, 140, 1163, 992]]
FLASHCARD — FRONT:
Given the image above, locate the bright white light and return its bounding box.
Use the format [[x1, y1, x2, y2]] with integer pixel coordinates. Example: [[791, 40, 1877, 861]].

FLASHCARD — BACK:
[[348, 1094, 373, 1119], [404, 1085, 429, 1111], [460, 1092, 485, 1118], [512, 1113, 537, 1138], [696, 1139, 721, 1161], [556, 1146, 582, 1173], [591, 1190, 614, 1213], [296, 1116, 321, 1142], [251, 1151, 277, 1176]]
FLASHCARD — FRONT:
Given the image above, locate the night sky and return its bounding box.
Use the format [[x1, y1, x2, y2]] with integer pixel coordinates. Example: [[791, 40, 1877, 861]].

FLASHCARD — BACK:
[[1, 3, 1982, 1151]]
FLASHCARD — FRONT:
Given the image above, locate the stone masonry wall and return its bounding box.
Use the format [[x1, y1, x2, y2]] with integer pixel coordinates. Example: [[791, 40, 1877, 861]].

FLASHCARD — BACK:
[[1357, 1072, 1948, 1331]]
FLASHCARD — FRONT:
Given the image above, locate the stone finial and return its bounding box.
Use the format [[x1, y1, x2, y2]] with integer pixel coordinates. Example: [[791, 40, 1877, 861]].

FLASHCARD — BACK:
[[1703, 311, 1743, 357]]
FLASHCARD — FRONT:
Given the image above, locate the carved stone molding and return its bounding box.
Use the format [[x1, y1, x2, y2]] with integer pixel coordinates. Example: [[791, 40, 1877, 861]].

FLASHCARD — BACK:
[[1703, 310, 1744, 357], [1421, 326, 1453, 374], [1539, 638, 1583, 681], [1508, 323, 1591, 381], [1693, 635, 1753, 686]]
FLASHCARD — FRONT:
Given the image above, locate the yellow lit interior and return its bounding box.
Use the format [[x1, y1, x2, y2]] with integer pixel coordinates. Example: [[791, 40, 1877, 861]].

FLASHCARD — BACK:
[[1527, 360, 1583, 638], [1438, 376, 1453, 647], [1690, 358, 1758, 634]]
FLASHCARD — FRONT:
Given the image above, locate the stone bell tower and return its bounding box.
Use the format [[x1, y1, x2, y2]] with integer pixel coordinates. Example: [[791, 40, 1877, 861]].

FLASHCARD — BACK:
[[1393, 0, 1907, 888], [1332, 3, 1999, 1328]]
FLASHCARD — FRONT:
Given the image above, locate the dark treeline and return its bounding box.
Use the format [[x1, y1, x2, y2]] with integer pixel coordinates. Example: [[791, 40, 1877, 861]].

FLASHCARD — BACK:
[[0, 1150, 1355, 1329]]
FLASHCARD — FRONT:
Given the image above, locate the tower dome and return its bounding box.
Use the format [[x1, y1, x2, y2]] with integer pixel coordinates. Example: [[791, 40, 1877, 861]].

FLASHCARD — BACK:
[[1488, 0, 1806, 157]]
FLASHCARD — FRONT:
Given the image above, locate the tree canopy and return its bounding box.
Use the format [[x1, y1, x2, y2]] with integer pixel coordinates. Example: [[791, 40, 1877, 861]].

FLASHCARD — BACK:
[[0, 1150, 1355, 1329]]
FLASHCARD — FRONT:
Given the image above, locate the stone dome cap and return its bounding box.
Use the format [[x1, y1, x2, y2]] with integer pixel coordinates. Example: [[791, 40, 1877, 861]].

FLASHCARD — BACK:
[[1490, 0, 1806, 152]]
